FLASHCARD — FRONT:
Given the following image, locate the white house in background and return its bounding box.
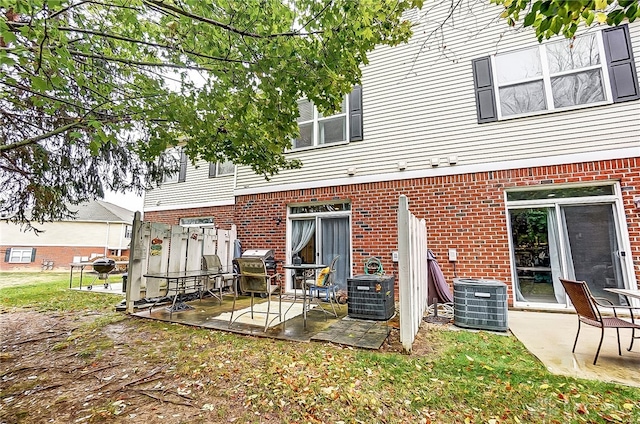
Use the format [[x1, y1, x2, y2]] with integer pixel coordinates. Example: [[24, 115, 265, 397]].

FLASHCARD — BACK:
[[0, 200, 134, 271], [143, 2, 640, 310]]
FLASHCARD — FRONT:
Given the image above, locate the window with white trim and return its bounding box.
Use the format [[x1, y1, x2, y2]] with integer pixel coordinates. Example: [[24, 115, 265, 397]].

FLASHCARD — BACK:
[[472, 25, 639, 123], [294, 97, 348, 148], [495, 32, 606, 118], [208, 159, 235, 178], [292, 85, 363, 149], [7, 248, 34, 263], [163, 147, 187, 183]]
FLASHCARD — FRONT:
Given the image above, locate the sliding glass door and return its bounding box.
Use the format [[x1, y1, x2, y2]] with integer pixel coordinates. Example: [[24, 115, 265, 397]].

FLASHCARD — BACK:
[[287, 202, 351, 293], [508, 184, 632, 308]]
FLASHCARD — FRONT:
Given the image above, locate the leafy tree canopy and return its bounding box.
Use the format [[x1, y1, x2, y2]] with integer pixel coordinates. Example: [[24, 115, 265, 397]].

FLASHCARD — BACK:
[[493, 0, 639, 40], [0, 0, 419, 226], [1, 0, 637, 228]]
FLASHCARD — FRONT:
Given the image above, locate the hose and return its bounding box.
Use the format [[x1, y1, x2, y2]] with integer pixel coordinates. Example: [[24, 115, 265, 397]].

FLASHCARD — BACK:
[[364, 257, 383, 275]]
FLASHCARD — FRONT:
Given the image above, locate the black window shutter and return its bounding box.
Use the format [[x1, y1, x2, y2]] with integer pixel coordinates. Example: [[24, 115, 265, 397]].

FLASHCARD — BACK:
[[472, 57, 498, 123], [208, 162, 216, 178], [178, 150, 187, 182], [603, 24, 639, 103], [4, 248, 11, 262], [349, 85, 363, 141], [30, 248, 37, 262]]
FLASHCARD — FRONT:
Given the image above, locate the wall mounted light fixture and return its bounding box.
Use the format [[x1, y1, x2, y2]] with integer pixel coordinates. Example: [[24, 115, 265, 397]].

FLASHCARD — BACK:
[[397, 161, 407, 171], [347, 167, 356, 176], [274, 217, 282, 226], [634, 196, 640, 210], [431, 157, 440, 167]]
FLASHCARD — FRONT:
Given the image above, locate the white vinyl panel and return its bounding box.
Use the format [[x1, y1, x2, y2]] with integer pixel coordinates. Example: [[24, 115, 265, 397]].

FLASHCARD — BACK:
[[232, 4, 640, 192], [144, 159, 235, 208]]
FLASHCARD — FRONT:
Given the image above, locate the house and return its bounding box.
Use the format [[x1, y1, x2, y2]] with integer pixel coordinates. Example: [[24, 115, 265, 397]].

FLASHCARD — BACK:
[[1, 200, 134, 271], [142, 2, 640, 309]]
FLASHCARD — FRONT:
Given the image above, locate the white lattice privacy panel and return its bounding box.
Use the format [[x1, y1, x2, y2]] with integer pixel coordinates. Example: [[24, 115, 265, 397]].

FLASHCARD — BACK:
[[453, 279, 508, 332]]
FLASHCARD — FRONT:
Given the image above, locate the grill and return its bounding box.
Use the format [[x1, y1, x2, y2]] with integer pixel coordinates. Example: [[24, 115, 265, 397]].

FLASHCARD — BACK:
[[88, 258, 116, 290], [93, 258, 116, 275], [241, 249, 277, 271]]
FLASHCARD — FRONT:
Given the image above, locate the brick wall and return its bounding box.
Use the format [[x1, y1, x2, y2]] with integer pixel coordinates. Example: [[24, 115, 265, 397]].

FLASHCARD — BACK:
[[145, 205, 236, 228], [142, 158, 640, 303], [0, 246, 129, 272]]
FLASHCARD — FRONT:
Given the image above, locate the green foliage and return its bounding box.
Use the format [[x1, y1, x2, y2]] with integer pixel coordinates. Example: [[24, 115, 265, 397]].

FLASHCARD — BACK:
[[493, 0, 640, 40], [0, 0, 417, 226]]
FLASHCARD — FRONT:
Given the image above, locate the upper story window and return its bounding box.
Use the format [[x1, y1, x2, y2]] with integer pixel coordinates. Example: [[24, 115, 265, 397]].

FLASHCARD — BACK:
[[292, 86, 363, 149], [495, 32, 606, 118], [5, 248, 35, 263], [472, 25, 639, 123], [295, 97, 347, 148], [163, 147, 187, 183], [208, 159, 235, 178]]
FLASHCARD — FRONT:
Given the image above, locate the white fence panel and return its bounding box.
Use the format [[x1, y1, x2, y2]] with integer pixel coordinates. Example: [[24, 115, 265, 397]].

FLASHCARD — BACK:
[[126, 218, 237, 312], [398, 195, 428, 352]]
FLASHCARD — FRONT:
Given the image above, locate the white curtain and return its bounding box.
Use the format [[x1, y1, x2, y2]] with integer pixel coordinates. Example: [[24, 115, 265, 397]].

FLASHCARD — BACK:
[[547, 208, 565, 304], [291, 220, 315, 257]]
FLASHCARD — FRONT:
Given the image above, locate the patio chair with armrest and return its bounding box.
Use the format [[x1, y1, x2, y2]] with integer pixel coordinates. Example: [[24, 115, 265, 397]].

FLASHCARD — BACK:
[[202, 254, 236, 304], [305, 255, 340, 318], [229, 257, 282, 332], [559, 278, 640, 365]]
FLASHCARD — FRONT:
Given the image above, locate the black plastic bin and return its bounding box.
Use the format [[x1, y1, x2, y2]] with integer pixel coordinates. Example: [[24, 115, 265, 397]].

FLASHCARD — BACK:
[[347, 274, 395, 320]]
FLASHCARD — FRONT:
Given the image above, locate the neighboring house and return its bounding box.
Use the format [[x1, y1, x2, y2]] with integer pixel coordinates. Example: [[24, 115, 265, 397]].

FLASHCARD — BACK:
[[0, 201, 134, 271], [143, 3, 640, 310]]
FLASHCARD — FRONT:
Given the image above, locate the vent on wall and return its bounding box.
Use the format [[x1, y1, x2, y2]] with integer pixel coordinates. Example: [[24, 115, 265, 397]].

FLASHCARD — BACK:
[[453, 278, 508, 332]]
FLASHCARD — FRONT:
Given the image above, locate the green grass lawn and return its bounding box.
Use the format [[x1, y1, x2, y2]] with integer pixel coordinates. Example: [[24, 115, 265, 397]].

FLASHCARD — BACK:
[[1, 273, 639, 423]]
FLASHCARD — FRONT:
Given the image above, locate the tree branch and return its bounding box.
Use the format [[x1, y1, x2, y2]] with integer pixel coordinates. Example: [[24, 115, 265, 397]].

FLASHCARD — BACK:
[[56, 26, 254, 65], [142, 0, 324, 39], [67, 49, 222, 72], [48, 0, 143, 19], [0, 121, 81, 152]]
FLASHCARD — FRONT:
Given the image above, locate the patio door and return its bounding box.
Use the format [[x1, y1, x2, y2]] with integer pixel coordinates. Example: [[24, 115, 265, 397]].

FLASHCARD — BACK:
[[508, 184, 633, 308], [287, 202, 351, 293]]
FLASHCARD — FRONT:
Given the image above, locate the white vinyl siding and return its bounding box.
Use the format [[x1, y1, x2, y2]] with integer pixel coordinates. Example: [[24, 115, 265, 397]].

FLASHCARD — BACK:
[[234, 2, 639, 191], [1, 222, 131, 250], [144, 159, 235, 209]]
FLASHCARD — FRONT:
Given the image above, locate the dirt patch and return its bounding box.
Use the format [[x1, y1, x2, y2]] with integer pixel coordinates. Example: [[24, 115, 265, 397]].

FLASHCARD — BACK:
[[0, 309, 439, 424], [0, 311, 217, 424]]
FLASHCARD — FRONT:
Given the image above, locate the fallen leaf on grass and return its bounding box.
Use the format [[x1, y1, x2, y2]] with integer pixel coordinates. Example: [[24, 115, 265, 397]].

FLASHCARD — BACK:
[[622, 403, 634, 410], [576, 403, 588, 414]]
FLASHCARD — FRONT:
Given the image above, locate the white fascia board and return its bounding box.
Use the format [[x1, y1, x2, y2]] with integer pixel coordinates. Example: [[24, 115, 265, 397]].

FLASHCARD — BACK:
[[143, 199, 235, 212]]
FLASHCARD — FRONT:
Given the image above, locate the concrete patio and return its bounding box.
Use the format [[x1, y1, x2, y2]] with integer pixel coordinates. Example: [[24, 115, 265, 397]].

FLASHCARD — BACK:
[[509, 310, 640, 388]]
